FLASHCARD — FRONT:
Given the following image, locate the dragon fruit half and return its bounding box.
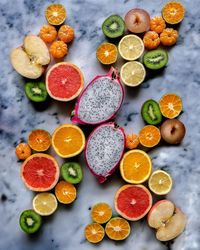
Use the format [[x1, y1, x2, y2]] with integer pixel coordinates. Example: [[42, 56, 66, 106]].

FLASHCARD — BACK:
[[85, 122, 125, 183], [72, 67, 124, 125]]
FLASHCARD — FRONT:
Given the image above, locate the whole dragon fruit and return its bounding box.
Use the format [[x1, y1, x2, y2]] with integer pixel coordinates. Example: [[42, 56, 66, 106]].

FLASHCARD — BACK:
[[85, 122, 125, 183], [72, 67, 124, 125]]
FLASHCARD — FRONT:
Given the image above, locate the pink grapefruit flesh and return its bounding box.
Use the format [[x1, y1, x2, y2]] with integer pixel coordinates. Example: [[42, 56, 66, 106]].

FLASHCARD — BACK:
[[115, 184, 152, 221], [21, 153, 59, 191], [46, 62, 84, 101]]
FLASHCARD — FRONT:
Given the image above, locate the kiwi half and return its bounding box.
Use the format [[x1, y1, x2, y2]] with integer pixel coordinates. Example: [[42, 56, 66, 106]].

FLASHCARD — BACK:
[[143, 49, 168, 70], [24, 82, 48, 102], [102, 15, 125, 38], [19, 209, 42, 234], [141, 99, 162, 125], [61, 162, 83, 184]]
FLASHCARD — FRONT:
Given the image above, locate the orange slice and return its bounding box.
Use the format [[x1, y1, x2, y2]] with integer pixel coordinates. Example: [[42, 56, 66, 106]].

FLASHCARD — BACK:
[[52, 124, 85, 158], [28, 129, 51, 152], [91, 203, 112, 224], [55, 180, 76, 204], [125, 133, 139, 149], [138, 125, 161, 148], [105, 217, 130, 241], [85, 223, 105, 243], [159, 93, 182, 119], [45, 4, 66, 26], [96, 43, 118, 65], [120, 149, 152, 184], [162, 2, 185, 24]]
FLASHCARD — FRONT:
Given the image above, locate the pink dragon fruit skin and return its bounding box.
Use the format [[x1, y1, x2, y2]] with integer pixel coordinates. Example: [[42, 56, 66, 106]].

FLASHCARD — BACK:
[[85, 122, 125, 183], [72, 67, 124, 125]]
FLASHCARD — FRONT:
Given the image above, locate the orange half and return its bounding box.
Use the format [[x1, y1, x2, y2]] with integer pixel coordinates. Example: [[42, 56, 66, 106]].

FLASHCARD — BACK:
[[85, 223, 105, 243], [28, 129, 51, 152], [52, 124, 85, 158], [139, 125, 161, 148], [91, 203, 112, 224], [45, 4, 66, 26], [120, 149, 152, 184], [96, 43, 118, 65], [55, 180, 76, 204], [162, 2, 185, 24]]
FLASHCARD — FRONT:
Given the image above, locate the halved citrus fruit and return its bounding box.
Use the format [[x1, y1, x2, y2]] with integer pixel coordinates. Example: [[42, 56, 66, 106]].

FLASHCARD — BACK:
[[120, 61, 146, 87], [162, 2, 185, 24], [120, 149, 152, 184], [148, 170, 173, 195], [85, 223, 105, 243], [125, 133, 139, 149], [138, 125, 161, 148], [55, 180, 76, 204], [32, 192, 58, 216], [114, 185, 152, 221], [52, 124, 85, 158], [28, 129, 51, 152], [45, 4, 66, 26], [105, 217, 130, 240], [91, 203, 112, 224], [118, 35, 144, 61], [21, 153, 59, 191], [159, 93, 182, 119], [96, 43, 118, 65], [46, 62, 84, 102]]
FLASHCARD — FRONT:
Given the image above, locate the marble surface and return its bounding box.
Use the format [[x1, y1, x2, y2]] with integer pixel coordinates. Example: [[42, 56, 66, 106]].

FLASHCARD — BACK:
[[0, 0, 200, 249]]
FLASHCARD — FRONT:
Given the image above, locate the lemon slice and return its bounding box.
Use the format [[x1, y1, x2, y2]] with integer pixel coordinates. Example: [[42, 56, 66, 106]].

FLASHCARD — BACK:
[[148, 170, 173, 195], [121, 61, 146, 86], [32, 193, 58, 216], [118, 35, 144, 60]]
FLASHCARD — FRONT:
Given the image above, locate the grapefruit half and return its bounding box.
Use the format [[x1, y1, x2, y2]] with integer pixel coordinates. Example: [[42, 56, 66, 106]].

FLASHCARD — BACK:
[[114, 184, 152, 221], [21, 153, 59, 191], [46, 62, 84, 101]]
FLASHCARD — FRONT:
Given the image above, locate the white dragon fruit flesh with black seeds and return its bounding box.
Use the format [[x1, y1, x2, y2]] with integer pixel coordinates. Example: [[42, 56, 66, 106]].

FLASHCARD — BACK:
[[72, 68, 124, 125], [85, 122, 125, 183]]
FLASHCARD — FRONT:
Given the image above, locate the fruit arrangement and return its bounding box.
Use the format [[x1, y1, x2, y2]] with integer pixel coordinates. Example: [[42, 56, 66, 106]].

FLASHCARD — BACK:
[[12, 1, 188, 245], [96, 1, 185, 87]]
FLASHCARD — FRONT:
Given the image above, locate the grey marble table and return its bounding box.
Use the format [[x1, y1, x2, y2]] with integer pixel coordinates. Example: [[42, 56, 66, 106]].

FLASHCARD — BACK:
[[0, 0, 200, 249]]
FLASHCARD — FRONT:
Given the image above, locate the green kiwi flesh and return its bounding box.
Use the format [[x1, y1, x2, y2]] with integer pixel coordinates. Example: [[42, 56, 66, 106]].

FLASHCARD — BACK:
[[141, 99, 162, 125], [102, 15, 125, 38], [25, 82, 48, 102], [143, 49, 168, 70], [61, 162, 83, 184], [19, 209, 42, 234]]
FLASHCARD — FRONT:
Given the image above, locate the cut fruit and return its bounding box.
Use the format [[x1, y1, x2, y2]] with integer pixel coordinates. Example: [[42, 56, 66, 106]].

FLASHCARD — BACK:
[[96, 43, 118, 65], [52, 124, 85, 158], [115, 185, 152, 221], [19, 209, 42, 234], [125, 8, 150, 33], [120, 149, 152, 184], [138, 125, 161, 148], [148, 170, 173, 195], [21, 153, 59, 191], [160, 28, 178, 46], [118, 35, 144, 61], [24, 82, 48, 102], [91, 203, 112, 224], [102, 15, 125, 38], [72, 68, 124, 125], [162, 2, 185, 25], [159, 93, 182, 119], [15, 143, 31, 160], [45, 4, 66, 26], [58, 25, 75, 43], [49, 41, 68, 59], [148, 200, 187, 241], [125, 133, 139, 149], [141, 99, 162, 125], [55, 180, 76, 204], [39, 25, 57, 43], [143, 49, 168, 70], [150, 16, 166, 34], [46, 62, 84, 102], [85, 223, 105, 243], [85, 123, 125, 183], [105, 217, 130, 240], [10, 35, 50, 79], [32, 192, 58, 216], [120, 61, 146, 87], [28, 129, 51, 152], [143, 31, 160, 50], [61, 162, 83, 184]]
